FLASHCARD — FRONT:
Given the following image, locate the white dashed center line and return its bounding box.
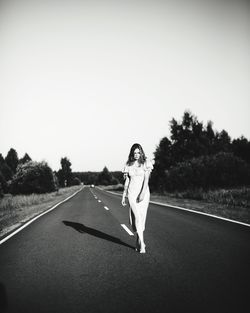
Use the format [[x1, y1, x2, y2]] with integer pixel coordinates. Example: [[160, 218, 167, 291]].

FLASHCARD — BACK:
[[121, 224, 134, 236], [90, 190, 133, 237]]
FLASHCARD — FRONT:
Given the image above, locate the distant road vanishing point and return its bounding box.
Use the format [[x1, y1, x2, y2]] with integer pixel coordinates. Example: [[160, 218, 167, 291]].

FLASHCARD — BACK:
[[0, 187, 249, 313]]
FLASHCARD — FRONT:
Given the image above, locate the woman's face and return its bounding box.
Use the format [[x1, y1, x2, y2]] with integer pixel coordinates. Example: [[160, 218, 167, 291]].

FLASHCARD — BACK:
[[133, 148, 141, 160]]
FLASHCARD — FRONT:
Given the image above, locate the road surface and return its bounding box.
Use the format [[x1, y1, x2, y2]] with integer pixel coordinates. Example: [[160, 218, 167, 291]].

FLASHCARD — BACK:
[[0, 187, 249, 313]]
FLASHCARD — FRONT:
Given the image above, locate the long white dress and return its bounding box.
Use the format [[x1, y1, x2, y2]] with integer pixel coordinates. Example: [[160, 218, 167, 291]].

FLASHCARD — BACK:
[[123, 160, 153, 233]]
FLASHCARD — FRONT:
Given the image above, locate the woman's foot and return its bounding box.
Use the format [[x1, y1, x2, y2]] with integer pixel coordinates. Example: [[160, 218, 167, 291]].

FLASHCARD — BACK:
[[140, 243, 146, 254]]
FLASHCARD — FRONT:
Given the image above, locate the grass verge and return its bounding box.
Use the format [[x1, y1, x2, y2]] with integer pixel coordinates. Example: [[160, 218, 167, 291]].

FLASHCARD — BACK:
[[0, 186, 83, 239]]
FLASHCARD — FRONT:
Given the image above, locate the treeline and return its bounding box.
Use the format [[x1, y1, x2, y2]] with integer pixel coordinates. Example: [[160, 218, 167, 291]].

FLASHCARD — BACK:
[[74, 167, 123, 186], [2, 110, 249, 196], [0, 151, 82, 197], [150, 111, 250, 192], [0, 148, 123, 197]]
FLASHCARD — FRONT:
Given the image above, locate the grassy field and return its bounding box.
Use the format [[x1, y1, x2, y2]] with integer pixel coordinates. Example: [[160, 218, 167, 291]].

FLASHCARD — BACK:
[[0, 186, 83, 239], [103, 185, 250, 225]]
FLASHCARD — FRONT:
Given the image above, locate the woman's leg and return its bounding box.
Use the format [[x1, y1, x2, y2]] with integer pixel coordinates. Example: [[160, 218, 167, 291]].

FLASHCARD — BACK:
[[129, 207, 136, 232], [134, 207, 146, 253], [129, 200, 145, 251], [135, 233, 140, 251], [138, 195, 149, 253]]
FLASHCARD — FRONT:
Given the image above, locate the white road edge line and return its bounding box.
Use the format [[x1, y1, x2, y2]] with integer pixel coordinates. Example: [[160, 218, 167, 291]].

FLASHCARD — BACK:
[[0, 187, 84, 246], [104, 190, 250, 228], [98, 200, 101, 203], [149, 200, 250, 228], [121, 224, 134, 236], [104, 206, 109, 211]]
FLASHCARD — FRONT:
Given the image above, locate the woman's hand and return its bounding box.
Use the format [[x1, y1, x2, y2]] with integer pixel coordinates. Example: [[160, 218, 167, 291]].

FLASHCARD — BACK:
[[121, 195, 127, 206]]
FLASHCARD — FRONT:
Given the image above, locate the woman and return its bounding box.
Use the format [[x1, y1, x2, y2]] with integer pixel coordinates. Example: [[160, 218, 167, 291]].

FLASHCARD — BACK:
[[121, 143, 153, 253]]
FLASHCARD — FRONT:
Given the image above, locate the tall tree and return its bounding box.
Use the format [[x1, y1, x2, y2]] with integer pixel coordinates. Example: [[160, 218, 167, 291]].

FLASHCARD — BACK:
[[169, 111, 202, 163], [57, 157, 73, 187], [0, 154, 5, 166], [169, 111, 222, 164], [19, 153, 32, 164], [150, 137, 172, 191], [0, 153, 13, 180], [206, 121, 215, 141], [205, 121, 216, 154], [5, 148, 19, 174], [214, 129, 231, 153]]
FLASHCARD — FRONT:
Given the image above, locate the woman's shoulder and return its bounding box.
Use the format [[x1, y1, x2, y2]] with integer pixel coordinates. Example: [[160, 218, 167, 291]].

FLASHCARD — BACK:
[[143, 159, 154, 171], [122, 162, 131, 173]]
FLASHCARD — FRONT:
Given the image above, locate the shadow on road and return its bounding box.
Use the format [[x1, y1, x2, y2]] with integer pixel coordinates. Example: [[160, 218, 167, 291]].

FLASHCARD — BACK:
[[63, 221, 134, 250], [0, 282, 8, 313]]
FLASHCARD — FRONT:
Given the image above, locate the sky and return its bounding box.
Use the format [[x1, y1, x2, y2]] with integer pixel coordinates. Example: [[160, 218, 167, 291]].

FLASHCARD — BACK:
[[0, 0, 249, 172]]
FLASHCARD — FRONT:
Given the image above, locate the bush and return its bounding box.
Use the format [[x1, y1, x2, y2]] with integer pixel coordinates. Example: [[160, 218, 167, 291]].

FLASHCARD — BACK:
[[71, 177, 81, 186], [111, 177, 119, 185], [164, 152, 250, 192], [10, 161, 57, 195]]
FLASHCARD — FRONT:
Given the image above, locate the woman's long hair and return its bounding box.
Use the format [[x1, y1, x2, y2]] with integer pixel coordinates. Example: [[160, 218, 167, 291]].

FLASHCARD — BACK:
[[126, 143, 146, 166]]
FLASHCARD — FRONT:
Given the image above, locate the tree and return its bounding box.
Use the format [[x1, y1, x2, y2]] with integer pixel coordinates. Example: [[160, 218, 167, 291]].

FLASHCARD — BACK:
[[204, 121, 216, 154], [10, 161, 57, 195], [0, 170, 7, 195], [0, 153, 13, 181], [164, 152, 250, 191], [0, 154, 5, 166], [5, 148, 19, 174], [57, 157, 73, 187], [19, 153, 32, 164], [97, 166, 113, 185], [232, 136, 250, 164], [213, 129, 231, 153], [169, 111, 211, 164], [150, 137, 172, 191], [206, 121, 215, 142], [151, 110, 246, 192]]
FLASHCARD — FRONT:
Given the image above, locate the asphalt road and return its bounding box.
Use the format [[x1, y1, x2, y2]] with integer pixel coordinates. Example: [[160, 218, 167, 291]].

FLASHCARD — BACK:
[[0, 187, 249, 313]]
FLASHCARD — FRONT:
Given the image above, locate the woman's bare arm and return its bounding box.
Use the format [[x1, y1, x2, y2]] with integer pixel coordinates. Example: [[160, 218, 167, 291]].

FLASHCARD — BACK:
[[122, 175, 129, 206]]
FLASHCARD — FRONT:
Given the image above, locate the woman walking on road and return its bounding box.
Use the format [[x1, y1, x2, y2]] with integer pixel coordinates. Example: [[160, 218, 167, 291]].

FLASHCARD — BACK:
[[121, 143, 153, 253]]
